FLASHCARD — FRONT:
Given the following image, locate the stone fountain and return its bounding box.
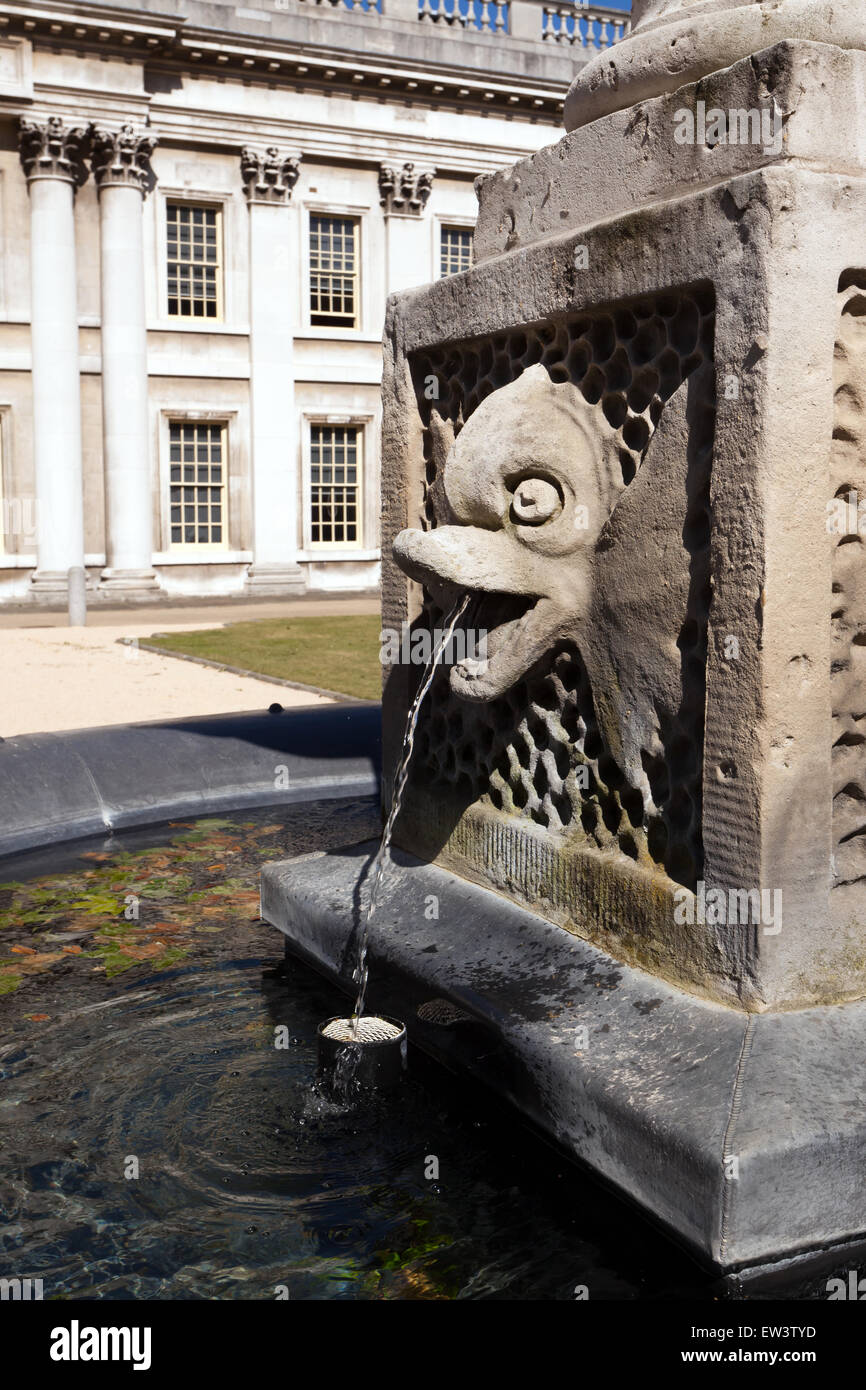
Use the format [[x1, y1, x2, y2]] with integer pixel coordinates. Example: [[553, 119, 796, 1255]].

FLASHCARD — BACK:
[[263, 0, 866, 1284]]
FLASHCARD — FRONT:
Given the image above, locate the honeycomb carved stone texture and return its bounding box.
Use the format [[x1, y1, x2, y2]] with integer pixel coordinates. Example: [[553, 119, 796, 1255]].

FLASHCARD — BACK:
[[831, 271, 866, 886], [408, 288, 715, 891]]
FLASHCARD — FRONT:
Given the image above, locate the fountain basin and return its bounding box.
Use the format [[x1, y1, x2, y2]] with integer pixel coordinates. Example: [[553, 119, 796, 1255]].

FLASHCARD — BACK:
[[262, 841, 866, 1289], [7, 800, 716, 1301], [0, 704, 380, 859]]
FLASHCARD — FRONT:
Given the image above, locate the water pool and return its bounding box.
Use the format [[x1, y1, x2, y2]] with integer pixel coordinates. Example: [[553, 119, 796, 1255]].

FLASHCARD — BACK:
[[0, 799, 814, 1300]]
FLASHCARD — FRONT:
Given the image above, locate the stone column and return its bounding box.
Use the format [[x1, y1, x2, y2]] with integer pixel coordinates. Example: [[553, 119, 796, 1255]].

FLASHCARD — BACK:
[[18, 116, 89, 594], [242, 146, 306, 593], [380, 162, 435, 297], [91, 124, 159, 595]]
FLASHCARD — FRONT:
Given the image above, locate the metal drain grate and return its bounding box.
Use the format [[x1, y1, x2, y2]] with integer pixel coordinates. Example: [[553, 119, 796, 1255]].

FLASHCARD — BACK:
[[417, 999, 474, 1027], [321, 1017, 403, 1044]]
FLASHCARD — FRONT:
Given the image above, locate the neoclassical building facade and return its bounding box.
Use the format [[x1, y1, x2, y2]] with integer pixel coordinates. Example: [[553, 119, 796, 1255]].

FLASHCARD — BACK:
[[0, 0, 629, 602]]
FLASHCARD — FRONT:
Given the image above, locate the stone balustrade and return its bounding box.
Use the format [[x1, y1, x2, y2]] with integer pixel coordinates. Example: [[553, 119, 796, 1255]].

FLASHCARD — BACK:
[[541, 3, 630, 47], [418, 0, 508, 33], [291, 0, 384, 14], [287, 0, 631, 44]]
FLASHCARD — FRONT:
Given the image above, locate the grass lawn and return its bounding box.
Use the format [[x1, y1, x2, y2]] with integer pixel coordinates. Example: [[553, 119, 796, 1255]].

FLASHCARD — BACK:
[[145, 615, 382, 702]]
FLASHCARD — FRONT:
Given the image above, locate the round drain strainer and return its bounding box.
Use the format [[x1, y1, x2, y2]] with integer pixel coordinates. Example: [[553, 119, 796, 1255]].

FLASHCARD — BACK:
[[322, 1016, 403, 1043], [317, 1013, 407, 1090]]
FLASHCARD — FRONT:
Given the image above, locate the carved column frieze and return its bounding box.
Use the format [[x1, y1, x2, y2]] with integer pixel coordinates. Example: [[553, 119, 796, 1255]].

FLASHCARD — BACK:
[[18, 116, 90, 188], [243, 143, 305, 591], [20, 115, 87, 586], [93, 124, 158, 592], [241, 147, 301, 204], [379, 162, 435, 216], [91, 124, 157, 195]]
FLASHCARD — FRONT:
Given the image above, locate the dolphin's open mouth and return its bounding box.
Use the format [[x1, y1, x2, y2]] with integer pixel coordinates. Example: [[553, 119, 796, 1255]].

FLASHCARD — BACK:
[[450, 592, 561, 702], [391, 523, 571, 702]]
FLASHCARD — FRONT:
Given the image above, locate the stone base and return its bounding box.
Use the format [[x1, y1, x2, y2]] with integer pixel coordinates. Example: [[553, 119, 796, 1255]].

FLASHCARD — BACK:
[[98, 567, 161, 600], [565, 0, 866, 131], [29, 568, 95, 595], [261, 842, 866, 1283], [244, 562, 306, 596]]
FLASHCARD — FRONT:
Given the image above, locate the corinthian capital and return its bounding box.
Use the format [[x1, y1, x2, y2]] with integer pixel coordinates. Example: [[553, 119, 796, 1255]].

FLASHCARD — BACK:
[[241, 147, 301, 205], [379, 162, 435, 217], [18, 116, 90, 188], [91, 124, 157, 195]]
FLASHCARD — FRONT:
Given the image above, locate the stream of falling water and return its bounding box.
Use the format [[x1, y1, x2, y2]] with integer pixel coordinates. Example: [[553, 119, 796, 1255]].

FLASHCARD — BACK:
[[350, 594, 470, 1033]]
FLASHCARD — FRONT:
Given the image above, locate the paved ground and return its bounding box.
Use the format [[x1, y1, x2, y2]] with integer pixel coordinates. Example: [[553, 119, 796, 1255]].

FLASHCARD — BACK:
[[0, 597, 380, 736], [0, 595, 380, 629]]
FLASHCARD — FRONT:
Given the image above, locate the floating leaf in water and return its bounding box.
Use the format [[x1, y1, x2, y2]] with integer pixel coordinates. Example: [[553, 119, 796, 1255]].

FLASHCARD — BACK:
[[0, 811, 287, 1005], [1, 950, 67, 976], [116, 942, 170, 962], [190, 878, 252, 900], [66, 915, 112, 934], [152, 946, 191, 970], [69, 891, 124, 915], [132, 875, 194, 900]]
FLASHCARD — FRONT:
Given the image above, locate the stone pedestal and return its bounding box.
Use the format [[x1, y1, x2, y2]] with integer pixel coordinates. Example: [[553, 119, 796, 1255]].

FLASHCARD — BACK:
[[264, 6, 866, 1277], [565, 0, 866, 129], [385, 34, 866, 1017], [242, 148, 306, 596], [19, 118, 89, 594], [92, 125, 159, 598]]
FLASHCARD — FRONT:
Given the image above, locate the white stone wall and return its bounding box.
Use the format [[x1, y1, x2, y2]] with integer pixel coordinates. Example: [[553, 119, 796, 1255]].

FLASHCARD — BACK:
[[0, 10, 566, 602]]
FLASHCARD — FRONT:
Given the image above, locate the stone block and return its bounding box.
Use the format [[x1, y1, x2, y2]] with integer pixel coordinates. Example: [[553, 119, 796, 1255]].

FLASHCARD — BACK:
[[380, 44, 866, 1012]]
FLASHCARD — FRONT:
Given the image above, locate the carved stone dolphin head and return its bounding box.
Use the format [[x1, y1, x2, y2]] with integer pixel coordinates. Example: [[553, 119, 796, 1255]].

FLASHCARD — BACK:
[[393, 364, 624, 701]]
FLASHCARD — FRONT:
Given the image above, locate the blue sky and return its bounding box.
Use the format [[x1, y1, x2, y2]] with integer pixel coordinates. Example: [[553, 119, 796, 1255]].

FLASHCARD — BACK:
[[602, 0, 632, 11]]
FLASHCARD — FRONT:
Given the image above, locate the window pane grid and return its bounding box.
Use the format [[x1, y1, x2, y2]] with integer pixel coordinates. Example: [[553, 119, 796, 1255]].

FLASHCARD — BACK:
[[440, 226, 473, 278], [169, 422, 226, 546], [167, 205, 221, 320], [310, 424, 361, 546], [309, 216, 359, 327]]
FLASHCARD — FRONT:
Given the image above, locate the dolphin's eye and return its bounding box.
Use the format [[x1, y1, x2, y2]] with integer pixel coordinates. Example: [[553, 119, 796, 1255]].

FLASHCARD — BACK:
[[510, 476, 562, 525]]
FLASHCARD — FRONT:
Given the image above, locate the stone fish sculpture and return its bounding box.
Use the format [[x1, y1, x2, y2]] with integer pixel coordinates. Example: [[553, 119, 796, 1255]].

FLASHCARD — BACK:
[[392, 361, 708, 814], [393, 365, 623, 701]]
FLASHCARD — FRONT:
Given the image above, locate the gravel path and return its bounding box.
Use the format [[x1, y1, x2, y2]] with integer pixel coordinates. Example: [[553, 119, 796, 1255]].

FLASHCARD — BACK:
[[0, 622, 334, 737]]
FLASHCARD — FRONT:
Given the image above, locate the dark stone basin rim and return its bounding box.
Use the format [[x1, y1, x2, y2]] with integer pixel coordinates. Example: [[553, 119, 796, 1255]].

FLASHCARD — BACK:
[[0, 703, 382, 860]]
